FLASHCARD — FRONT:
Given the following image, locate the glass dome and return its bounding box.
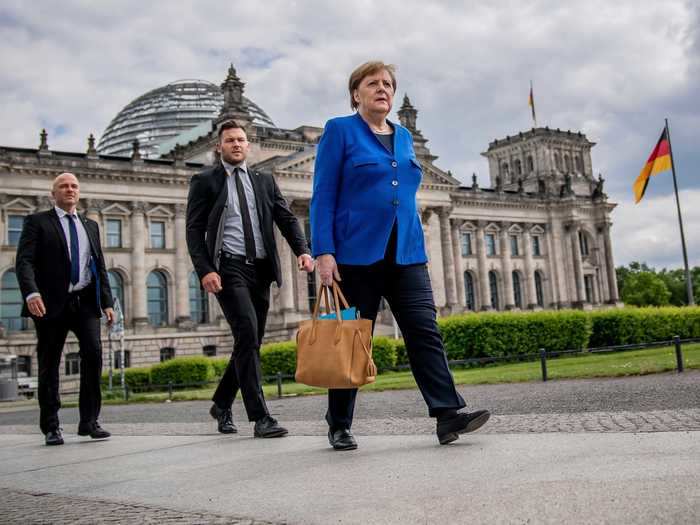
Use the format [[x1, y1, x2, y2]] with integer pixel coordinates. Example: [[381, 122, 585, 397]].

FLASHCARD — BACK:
[[97, 79, 275, 158]]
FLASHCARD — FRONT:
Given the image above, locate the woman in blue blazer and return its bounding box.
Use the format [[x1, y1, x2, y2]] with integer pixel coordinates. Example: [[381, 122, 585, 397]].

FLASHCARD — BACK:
[[310, 61, 490, 450]]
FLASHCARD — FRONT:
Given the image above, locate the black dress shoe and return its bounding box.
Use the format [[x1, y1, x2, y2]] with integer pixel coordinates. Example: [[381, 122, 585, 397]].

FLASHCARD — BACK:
[[328, 428, 358, 451], [45, 428, 64, 446], [77, 422, 111, 439], [253, 415, 288, 438], [436, 409, 491, 445], [209, 403, 238, 434]]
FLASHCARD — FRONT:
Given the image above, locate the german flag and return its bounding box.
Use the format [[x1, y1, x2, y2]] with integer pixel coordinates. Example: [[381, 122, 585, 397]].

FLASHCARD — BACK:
[[633, 128, 672, 203]]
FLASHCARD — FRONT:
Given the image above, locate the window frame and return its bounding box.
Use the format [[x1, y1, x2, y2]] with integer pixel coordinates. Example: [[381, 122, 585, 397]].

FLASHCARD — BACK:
[[150, 220, 166, 249]]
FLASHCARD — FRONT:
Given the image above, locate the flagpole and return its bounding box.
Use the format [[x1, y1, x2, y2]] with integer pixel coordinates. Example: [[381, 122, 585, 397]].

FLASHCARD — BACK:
[[665, 118, 695, 306]]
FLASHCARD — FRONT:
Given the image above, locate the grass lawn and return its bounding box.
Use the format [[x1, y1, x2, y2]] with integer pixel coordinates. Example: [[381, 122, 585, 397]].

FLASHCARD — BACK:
[[97, 343, 700, 405]]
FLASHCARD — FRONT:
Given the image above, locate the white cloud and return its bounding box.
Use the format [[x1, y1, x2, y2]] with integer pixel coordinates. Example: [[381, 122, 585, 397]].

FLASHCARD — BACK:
[[0, 0, 698, 269]]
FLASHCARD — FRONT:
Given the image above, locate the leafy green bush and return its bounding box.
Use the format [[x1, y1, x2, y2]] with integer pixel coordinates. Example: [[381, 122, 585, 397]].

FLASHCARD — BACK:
[[589, 306, 700, 347], [439, 310, 592, 360], [394, 339, 408, 366], [260, 341, 297, 377], [211, 357, 230, 377], [101, 368, 151, 390], [371, 337, 398, 370], [150, 356, 215, 386]]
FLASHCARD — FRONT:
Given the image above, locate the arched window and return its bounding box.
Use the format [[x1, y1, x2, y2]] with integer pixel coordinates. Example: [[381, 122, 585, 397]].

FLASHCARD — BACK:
[[527, 156, 534, 172], [147, 271, 168, 326], [65, 353, 80, 376], [564, 155, 571, 172], [0, 270, 27, 331], [464, 271, 476, 311], [502, 163, 509, 178], [575, 155, 583, 172], [189, 272, 209, 324], [107, 271, 125, 318], [515, 159, 522, 176], [535, 271, 545, 307], [512, 271, 523, 309], [488, 271, 500, 310]]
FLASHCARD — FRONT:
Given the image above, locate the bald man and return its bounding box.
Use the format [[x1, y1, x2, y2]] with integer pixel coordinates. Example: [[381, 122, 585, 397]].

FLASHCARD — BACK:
[[16, 173, 115, 446]]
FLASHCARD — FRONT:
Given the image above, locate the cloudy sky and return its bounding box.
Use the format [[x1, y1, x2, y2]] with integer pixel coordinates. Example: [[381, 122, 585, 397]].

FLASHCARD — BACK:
[[1, 1, 698, 269]]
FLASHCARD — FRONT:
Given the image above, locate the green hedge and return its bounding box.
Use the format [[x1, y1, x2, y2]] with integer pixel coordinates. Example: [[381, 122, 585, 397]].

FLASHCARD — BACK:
[[438, 310, 592, 361], [260, 341, 298, 376], [100, 368, 151, 390], [371, 337, 398, 370], [211, 357, 229, 377], [150, 356, 215, 386], [589, 306, 700, 347]]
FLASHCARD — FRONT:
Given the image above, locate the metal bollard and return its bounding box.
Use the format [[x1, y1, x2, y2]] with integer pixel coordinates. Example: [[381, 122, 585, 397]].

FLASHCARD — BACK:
[[674, 335, 684, 373], [539, 348, 548, 382], [277, 372, 283, 398], [124, 384, 129, 401], [168, 381, 173, 401]]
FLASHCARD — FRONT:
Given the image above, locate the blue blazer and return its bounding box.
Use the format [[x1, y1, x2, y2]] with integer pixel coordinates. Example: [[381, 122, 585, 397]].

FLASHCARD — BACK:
[[310, 112, 428, 265]]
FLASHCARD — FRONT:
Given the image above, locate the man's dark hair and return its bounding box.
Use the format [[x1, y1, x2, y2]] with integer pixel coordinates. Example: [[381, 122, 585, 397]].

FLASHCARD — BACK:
[[217, 120, 246, 140]]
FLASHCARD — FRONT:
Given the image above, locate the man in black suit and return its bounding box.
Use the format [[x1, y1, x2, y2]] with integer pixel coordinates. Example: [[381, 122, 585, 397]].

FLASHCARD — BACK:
[[16, 172, 115, 446], [187, 120, 314, 437]]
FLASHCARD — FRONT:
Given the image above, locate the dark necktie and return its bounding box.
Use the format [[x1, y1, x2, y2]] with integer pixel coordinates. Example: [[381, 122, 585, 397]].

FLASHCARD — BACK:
[[67, 214, 80, 285], [233, 168, 257, 261]]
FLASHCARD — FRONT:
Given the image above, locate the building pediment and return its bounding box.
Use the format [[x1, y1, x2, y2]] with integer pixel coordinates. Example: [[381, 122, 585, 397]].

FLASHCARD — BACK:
[[101, 202, 131, 216], [3, 197, 35, 212]]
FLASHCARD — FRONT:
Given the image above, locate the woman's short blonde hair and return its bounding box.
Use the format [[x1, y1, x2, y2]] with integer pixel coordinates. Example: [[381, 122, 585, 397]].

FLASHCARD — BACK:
[[348, 61, 397, 110]]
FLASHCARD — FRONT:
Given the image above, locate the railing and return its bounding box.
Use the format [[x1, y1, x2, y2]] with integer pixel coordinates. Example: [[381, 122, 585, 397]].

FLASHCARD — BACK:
[[96, 335, 698, 402]]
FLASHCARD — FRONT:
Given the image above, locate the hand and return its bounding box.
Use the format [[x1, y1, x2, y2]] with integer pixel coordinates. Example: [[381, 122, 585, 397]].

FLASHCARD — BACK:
[[103, 307, 116, 326], [27, 295, 46, 318], [297, 254, 314, 273], [317, 254, 341, 286], [201, 272, 223, 294]]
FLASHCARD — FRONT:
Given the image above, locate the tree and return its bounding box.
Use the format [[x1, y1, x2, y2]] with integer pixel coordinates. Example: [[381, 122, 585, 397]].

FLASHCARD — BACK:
[[620, 271, 671, 306]]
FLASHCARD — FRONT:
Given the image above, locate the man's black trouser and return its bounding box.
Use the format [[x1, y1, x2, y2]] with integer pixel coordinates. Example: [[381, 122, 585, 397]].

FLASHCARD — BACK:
[[326, 229, 466, 431], [213, 256, 273, 422], [35, 285, 103, 434]]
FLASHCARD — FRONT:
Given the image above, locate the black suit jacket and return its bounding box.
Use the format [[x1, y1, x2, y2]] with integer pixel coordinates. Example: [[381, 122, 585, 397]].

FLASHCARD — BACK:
[[15, 209, 114, 320], [186, 164, 309, 287]]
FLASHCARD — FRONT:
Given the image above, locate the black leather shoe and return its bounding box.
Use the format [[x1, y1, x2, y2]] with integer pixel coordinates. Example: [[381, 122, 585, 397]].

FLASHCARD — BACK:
[[253, 415, 288, 438], [77, 422, 111, 439], [209, 403, 238, 434], [45, 428, 64, 446], [436, 409, 491, 445], [328, 428, 358, 451]]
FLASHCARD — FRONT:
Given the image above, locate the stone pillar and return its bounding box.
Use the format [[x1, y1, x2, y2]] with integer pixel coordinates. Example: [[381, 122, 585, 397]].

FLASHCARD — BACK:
[[84, 199, 102, 226], [276, 226, 296, 312], [522, 225, 538, 309], [499, 223, 515, 309], [438, 207, 457, 313], [601, 222, 619, 303], [451, 219, 465, 310], [174, 204, 191, 326], [568, 223, 586, 306], [476, 221, 491, 310], [130, 202, 148, 327]]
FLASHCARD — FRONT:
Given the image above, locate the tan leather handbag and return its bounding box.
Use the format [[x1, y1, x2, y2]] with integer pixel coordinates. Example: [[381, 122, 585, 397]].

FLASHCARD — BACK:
[[295, 282, 376, 388]]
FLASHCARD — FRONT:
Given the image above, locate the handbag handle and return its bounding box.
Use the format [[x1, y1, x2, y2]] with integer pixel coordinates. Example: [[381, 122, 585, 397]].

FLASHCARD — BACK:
[[309, 281, 352, 345]]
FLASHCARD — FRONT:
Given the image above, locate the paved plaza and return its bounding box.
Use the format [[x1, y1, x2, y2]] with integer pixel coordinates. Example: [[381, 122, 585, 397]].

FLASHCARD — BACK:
[[1, 371, 699, 524]]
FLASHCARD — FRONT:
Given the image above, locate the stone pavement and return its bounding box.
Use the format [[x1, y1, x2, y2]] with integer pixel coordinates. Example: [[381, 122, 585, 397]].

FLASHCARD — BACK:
[[0, 372, 698, 524]]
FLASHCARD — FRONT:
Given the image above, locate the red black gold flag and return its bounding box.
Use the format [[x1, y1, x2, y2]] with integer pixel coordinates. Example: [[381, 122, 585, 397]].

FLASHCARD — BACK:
[[633, 128, 672, 203]]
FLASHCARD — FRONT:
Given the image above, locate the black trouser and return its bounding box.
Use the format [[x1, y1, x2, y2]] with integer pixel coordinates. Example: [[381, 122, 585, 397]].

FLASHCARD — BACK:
[[327, 227, 466, 431], [35, 286, 103, 435], [213, 256, 273, 422]]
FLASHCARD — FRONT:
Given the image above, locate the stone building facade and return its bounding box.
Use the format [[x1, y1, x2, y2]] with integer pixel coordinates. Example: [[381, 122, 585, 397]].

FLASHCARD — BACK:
[[0, 65, 619, 390]]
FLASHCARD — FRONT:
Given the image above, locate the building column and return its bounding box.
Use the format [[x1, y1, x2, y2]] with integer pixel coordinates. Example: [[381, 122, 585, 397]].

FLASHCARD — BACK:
[[130, 202, 148, 327], [276, 226, 296, 312], [601, 221, 620, 303], [451, 219, 465, 310], [438, 207, 457, 314], [522, 224, 538, 309], [499, 223, 515, 309], [174, 204, 191, 326], [568, 223, 586, 306], [476, 221, 491, 310]]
